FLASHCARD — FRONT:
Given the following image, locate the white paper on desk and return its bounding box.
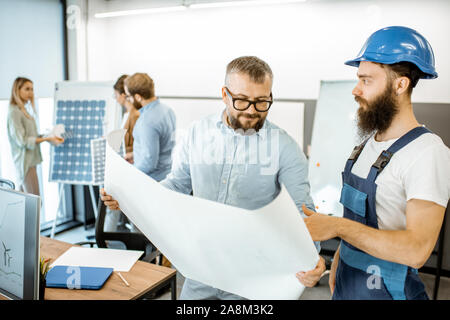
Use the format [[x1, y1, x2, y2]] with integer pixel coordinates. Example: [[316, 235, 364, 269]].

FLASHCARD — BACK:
[[50, 246, 144, 272], [105, 129, 319, 300]]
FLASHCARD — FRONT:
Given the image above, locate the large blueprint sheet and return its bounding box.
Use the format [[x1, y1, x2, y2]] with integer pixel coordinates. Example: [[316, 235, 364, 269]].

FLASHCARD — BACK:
[[104, 130, 319, 300]]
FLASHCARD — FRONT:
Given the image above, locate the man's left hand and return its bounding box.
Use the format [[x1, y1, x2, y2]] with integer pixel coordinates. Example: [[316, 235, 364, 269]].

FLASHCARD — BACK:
[[124, 152, 134, 164], [302, 204, 340, 241], [296, 256, 326, 287]]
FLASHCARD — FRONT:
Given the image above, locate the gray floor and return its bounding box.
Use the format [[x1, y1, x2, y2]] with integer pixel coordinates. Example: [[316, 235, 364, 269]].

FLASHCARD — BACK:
[[54, 225, 450, 300]]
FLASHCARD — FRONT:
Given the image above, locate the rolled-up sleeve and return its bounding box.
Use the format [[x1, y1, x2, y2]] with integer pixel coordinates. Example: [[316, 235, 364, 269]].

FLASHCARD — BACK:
[[278, 138, 321, 253]]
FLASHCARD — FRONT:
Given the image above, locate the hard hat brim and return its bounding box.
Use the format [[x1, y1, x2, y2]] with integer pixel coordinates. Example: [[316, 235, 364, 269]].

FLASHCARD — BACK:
[[345, 53, 438, 79]]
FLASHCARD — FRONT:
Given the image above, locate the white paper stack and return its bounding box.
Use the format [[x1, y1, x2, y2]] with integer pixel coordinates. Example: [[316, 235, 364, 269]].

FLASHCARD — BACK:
[[50, 247, 144, 272]]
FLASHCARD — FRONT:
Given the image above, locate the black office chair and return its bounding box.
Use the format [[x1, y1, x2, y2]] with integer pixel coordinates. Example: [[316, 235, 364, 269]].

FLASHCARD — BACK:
[[77, 200, 162, 265], [75, 200, 172, 299], [0, 178, 15, 190]]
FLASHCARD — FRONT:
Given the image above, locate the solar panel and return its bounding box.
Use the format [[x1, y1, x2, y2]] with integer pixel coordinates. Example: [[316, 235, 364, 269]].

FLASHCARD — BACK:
[[90, 136, 125, 186], [49, 99, 106, 184], [90, 137, 106, 186]]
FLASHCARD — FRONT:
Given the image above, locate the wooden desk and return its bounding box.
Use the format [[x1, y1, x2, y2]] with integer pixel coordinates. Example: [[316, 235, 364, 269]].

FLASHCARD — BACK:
[[40, 236, 176, 300]]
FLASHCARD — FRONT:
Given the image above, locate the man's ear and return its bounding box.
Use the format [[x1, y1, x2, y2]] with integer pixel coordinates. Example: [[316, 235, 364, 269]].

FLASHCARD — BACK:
[[221, 87, 228, 105], [394, 76, 410, 96]]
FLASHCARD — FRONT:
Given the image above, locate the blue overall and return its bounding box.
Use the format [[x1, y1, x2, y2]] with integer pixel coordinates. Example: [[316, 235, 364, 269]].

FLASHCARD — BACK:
[[333, 127, 430, 300]]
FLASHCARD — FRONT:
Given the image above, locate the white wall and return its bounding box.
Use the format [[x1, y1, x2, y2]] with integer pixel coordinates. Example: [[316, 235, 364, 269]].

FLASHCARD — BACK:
[[0, 0, 65, 99], [161, 98, 305, 147], [84, 0, 450, 104]]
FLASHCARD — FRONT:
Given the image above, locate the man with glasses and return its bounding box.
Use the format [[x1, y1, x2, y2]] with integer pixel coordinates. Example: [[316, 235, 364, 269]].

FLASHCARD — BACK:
[[102, 56, 325, 300]]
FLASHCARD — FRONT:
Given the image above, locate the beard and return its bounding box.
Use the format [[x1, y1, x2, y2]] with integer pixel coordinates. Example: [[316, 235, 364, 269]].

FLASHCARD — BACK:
[[132, 99, 142, 110], [226, 109, 266, 133], [355, 83, 399, 140]]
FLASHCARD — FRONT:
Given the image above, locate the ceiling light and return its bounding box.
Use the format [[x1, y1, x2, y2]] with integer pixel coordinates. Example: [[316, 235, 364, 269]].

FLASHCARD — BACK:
[[95, 6, 187, 18], [189, 0, 306, 9]]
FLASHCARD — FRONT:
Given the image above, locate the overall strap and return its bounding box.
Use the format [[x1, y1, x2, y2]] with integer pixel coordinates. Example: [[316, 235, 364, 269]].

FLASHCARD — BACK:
[[367, 126, 431, 182], [344, 137, 371, 173]]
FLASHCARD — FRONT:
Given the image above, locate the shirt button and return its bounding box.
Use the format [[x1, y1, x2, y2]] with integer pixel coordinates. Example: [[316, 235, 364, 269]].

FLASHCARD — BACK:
[[222, 179, 226, 184]]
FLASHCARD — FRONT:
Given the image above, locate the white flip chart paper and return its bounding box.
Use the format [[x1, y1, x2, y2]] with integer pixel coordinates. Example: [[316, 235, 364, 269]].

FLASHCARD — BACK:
[[50, 247, 143, 272], [104, 130, 319, 300]]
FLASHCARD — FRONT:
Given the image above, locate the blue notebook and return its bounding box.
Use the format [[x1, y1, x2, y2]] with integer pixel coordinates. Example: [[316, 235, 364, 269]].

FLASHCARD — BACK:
[[46, 266, 114, 290]]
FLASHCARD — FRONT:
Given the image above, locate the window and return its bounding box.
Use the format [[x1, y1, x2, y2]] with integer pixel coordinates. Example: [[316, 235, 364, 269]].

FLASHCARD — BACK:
[[0, 0, 69, 231], [0, 99, 72, 228]]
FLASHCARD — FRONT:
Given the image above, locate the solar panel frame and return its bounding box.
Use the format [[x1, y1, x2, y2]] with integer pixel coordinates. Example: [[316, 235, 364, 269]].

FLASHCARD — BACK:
[[91, 137, 106, 186], [49, 81, 122, 185]]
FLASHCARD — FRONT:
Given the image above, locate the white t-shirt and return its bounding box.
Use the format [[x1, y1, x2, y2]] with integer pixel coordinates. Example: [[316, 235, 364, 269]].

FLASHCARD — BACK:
[[351, 131, 450, 231]]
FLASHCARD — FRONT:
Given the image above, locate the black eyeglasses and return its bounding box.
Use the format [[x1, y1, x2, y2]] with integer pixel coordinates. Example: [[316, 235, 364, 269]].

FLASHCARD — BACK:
[[224, 87, 273, 112]]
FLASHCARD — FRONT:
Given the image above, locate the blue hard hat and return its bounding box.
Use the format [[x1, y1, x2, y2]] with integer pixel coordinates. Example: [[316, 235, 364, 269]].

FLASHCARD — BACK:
[[345, 26, 438, 79]]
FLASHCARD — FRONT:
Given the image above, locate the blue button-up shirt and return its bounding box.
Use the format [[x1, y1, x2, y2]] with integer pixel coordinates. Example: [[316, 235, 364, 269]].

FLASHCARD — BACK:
[[133, 99, 176, 182], [161, 110, 319, 251]]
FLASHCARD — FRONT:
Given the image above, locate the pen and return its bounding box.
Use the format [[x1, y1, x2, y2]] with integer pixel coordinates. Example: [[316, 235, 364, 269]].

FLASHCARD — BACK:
[[117, 272, 130, 287]]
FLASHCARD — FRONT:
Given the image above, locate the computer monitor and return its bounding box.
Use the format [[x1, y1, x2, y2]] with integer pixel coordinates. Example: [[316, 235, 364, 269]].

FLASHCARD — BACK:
[[0, 187, 40, 300]]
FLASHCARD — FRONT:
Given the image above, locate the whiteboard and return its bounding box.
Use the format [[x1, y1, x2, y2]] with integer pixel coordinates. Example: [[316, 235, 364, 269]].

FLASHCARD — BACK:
[[160, 98, 304, 149], [308, 80, 359, 217]]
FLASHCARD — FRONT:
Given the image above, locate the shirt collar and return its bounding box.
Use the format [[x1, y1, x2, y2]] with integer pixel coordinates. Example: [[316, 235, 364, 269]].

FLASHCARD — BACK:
[[140, 98, 159, 114]]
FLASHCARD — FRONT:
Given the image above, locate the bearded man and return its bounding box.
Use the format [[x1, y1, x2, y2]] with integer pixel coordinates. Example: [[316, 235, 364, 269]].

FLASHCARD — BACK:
[[101, 56, 325, 300], [302, 26, 450, 300]]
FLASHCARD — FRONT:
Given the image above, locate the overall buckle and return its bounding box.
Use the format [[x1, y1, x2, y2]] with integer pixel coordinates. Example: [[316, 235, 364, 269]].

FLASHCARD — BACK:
[[349, 144, 364, 161], [372, 150, 393, 172]]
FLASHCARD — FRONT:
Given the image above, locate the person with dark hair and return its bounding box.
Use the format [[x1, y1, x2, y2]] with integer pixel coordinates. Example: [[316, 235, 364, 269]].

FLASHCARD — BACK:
[[303, 26, 449, 300], [101, 56, 325, 300], [105, 75, 142, 232], [7, 77, 64, 195]]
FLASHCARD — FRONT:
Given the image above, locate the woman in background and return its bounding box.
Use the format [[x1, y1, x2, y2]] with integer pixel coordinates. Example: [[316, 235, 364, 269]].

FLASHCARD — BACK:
[[7, 77, 64, 195], [105, 75, 141, 232], [113, 74, 141, 158]]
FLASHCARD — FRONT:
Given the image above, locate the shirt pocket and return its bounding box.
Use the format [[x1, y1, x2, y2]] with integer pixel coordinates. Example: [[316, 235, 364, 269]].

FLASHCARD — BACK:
[[339, 183, 367, 217], [235, 164, 277, 201]]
